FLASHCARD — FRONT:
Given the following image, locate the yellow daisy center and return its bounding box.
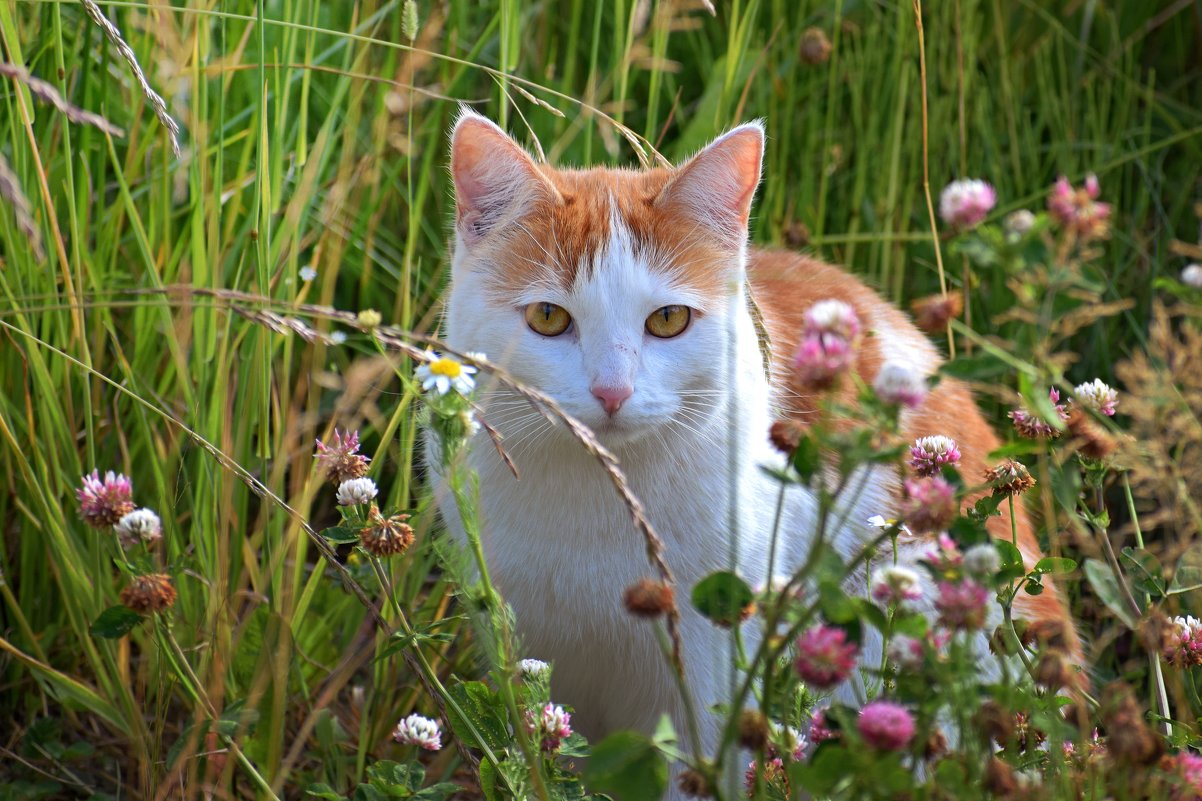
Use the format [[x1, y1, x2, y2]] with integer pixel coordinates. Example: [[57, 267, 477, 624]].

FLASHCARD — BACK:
[[428, 358, 462, 378]]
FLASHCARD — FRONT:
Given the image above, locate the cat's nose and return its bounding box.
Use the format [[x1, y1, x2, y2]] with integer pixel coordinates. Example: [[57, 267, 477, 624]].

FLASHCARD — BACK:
[[591, 384, 633, 417]]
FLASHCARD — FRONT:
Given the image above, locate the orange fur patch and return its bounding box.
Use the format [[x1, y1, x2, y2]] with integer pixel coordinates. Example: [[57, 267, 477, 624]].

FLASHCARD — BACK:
[[478, 165, 736, 301], [749, 249, 1083, 665]]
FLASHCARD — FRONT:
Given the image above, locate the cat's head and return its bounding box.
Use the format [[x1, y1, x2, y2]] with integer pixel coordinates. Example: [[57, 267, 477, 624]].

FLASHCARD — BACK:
[[445, 110, 763, 446]]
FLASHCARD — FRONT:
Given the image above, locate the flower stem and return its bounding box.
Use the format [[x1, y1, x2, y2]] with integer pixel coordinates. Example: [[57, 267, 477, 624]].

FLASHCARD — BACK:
[[367, 556, 529, 798], [156, 621, 281, 801], [1123, 473, 1172, 736]]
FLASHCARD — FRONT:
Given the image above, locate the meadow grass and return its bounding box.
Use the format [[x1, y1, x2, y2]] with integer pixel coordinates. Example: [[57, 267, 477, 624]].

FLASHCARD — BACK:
[[1, 0, 1201, 797]]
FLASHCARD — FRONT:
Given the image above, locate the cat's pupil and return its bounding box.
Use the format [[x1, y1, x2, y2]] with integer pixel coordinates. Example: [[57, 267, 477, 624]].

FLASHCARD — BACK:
[[541, 303, 553, 320]]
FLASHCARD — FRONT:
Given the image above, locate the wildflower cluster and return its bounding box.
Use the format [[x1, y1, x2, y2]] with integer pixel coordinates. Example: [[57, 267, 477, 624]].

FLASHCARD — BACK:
[[1047, 174, 1111, 240], [793, 299, 861, 388], [76, 469, 174, 615]]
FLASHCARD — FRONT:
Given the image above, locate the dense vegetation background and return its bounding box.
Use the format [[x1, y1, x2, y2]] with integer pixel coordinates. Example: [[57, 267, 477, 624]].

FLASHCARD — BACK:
[[1, 0, 1201, 797]]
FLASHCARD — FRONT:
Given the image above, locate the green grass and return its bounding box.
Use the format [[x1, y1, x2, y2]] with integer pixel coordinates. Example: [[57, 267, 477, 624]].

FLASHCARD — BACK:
[[1, 0, 1200, 797]]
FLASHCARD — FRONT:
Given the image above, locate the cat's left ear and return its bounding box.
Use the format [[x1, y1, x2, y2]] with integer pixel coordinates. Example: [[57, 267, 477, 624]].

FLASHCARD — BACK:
[[656, 122, 764, 243]]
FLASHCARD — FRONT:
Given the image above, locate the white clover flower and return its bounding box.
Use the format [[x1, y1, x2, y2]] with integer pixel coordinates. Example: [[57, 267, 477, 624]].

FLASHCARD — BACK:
[[871, 565, 923, 607], [115, 508, 163, 548], [804, 299, 860, 340], [415, 350, 478, 396], [939, 179, 996, 229], [336, 477, 378, 506], [909, 435, 961, 476], [519, 659, 551, 680], [533, 703, 572, 752], [1073, 378, 1118, 416], [299, 266, 318, 282], [392, 713, 442, 751], [963, 543, 1001, 577], [1182, 264, 1202, 288], [873, 363, 927, 408], [1004, 209, 1036, 237]]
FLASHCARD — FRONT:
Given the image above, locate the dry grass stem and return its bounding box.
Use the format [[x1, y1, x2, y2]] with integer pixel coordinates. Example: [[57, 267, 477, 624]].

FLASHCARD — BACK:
[[78, 0, 182, 157]]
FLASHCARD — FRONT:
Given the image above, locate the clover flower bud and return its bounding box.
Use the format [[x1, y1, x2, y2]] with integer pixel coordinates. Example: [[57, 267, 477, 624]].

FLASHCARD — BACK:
[[794, 624, 858, 689], [909, 435, 961, 476], [1073, 378, 1118, 416], [115, 508, 163, 549], [873, 363, 928, 408], [315, 428, 371, 485], [120, 574, 177, 614], [336, 477, 378, 507], [77, 470, 135, 528], [857, 701, 916, 750]]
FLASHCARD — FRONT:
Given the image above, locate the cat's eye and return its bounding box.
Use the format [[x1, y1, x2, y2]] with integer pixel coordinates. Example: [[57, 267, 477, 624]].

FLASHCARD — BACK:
[[525, 302, 572, 337], [645, 305, 691, 339]]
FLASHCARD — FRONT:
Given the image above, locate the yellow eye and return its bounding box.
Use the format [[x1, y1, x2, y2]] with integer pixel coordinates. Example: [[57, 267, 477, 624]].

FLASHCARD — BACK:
[[645, 305, 691, 338], [525, 302, 572, 336]]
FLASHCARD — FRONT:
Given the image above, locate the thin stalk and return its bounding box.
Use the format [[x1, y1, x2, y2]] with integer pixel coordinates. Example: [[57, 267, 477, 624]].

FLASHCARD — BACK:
[[1124, 473, 1172, 735], [157, 623, 281, 801], [366, 556, 526, 797], [911, 0, 954, 358]]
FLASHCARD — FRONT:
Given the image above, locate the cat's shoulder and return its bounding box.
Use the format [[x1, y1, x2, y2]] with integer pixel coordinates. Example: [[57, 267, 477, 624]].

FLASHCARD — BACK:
[[747, 246, 940, 382]]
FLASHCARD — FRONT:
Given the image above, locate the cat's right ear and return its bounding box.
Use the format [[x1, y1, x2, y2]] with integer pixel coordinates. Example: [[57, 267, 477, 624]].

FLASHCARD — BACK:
[[450, 110, 554, 245]]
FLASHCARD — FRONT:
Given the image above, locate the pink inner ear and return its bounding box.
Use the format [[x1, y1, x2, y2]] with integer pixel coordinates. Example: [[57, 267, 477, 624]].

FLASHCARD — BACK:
[[450, 116, 550, 241], [659, 124, 764, 232]]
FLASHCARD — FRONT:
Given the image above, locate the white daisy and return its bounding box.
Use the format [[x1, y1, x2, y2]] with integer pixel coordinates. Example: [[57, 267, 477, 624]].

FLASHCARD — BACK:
[[415, 350, 478, 396]]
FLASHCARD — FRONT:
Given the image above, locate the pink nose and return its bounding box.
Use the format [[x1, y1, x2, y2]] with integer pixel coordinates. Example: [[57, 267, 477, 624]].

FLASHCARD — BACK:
[[591, 384, 633, 417]]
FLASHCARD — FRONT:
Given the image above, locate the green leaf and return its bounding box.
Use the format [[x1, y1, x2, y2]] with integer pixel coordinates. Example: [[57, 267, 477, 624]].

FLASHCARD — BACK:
[[994, 540, 1024, 569], [583, 730, 668, 801], [365, 760, 423, 793], [322, 525, 361, 545], [1119, 548, 1164, 597], [89, 606, 143, 639], [559, 731, 590, 758], [791, 434, 821, 484], [1169, 566, 1202, 595], [1169, 545, 1202, 595], [1082, 558, 1138, 629], [413, 784, 461, 801], [1033, 557, 1078, 576], [691, 571, 754, 627], [789, 742, 848, 795], [892, 613, 929, 639], [445, 682, 510, 752], [306, 784, 349, 801]]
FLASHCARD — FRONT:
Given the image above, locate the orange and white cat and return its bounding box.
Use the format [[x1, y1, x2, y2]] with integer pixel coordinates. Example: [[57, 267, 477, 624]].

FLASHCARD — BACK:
[[435, 110, 1076, 776]]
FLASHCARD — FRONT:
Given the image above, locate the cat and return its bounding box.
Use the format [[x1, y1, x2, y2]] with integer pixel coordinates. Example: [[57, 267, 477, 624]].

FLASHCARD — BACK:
[[433, 109, 1078, 788]]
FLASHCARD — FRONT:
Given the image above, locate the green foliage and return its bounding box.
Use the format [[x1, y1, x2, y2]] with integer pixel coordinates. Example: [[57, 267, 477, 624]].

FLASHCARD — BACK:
[[89, 605, 143, 639]]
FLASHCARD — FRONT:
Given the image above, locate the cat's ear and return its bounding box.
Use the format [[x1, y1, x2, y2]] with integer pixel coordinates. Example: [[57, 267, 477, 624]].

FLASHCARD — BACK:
[[450, 109, 555, 245], [656, 122, 764, 243]]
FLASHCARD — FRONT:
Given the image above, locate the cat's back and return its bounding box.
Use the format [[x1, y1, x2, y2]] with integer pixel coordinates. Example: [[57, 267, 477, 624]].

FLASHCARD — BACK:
[[746, 247, 942, 414], [747, 247, 1079, 654]]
